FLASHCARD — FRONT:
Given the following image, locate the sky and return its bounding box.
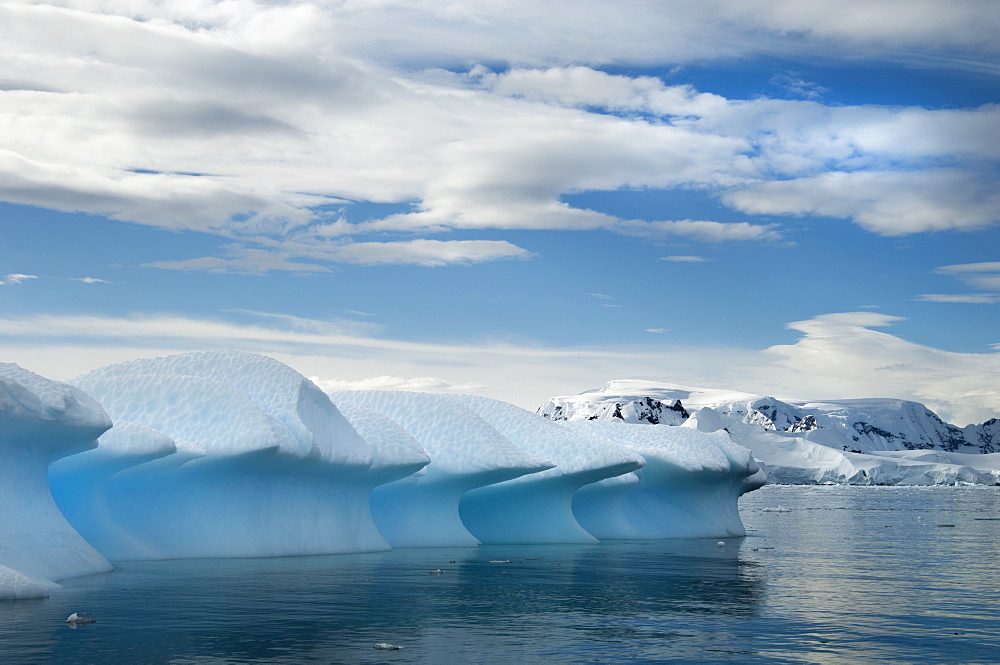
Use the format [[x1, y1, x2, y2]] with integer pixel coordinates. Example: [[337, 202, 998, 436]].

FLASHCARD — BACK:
[[1, 0, 998, 426]]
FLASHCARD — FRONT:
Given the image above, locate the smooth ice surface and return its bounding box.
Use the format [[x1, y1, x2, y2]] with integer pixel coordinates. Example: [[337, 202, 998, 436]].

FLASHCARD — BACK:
[[450, 395, 645, 544], [53, 352, 393, 560], [563, 421, 766, 538], [330, 390, 555, 547], [0, 364, 113, 590]]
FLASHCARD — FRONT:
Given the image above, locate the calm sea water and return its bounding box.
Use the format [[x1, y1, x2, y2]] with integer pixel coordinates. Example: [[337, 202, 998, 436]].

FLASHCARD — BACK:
[[2, 485, 999, 664]]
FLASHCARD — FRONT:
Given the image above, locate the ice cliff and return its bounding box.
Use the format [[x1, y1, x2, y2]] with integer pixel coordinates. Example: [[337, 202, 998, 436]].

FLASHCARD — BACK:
[[541, 380, 1000, 485]]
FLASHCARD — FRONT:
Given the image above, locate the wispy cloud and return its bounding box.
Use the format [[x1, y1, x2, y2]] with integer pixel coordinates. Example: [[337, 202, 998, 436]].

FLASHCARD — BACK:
[[915, 294, 1000, 304], [770, 72, 829, 100], [660, 255, 707, 263], [0, 309, 996, 424], [645, 328, 668, 334], [309, 375, 487, 394], [922, 261, 1000, 303], [71, 277, 112, 284], [0, 273, 38, 285]]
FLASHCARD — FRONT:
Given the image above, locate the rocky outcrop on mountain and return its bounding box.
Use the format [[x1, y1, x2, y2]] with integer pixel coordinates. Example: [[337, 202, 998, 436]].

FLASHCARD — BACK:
[[538, 391, 689, 425], [540, 380, 1000, 456]]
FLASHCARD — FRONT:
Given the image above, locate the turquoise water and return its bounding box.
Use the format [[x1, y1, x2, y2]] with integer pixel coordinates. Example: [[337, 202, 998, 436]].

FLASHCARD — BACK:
[[2, 485, 999, 664]]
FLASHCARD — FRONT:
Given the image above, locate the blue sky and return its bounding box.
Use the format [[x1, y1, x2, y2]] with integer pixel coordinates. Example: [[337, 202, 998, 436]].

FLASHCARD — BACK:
[[1, 1, 998, 425]]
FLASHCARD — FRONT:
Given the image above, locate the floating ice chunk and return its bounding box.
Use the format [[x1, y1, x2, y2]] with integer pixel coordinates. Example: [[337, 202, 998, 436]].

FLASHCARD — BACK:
[[563, 422, 765, 539], [448, 395, 644, 544], [65, 612, 97, 625], [0, 565, 56, 600], [0, 363, 113, 588], [330, 391, 554, 547]]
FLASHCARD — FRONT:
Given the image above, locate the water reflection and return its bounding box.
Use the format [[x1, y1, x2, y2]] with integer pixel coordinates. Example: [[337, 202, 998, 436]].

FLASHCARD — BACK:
[[2, 486, 998, 664]]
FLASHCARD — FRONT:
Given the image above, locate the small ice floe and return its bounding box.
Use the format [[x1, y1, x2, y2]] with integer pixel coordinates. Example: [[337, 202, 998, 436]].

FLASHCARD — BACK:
[[488, 560, 512, 564], [761, 506, 792, 513], [429, 569, 446, 575], [65, 612, 97, 626], [373, 643, 403, 650], [715, 541, 725, 547]]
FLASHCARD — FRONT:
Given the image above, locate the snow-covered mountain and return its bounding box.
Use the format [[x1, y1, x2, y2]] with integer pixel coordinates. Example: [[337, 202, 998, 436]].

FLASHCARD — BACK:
[[539, 379, 999, 454], [539, 380, 1000, 485]]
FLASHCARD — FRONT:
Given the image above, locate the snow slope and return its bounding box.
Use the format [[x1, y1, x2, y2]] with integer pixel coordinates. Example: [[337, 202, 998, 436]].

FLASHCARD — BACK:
[[0, 363, 113, 599], [543, 381, 1000, 485]]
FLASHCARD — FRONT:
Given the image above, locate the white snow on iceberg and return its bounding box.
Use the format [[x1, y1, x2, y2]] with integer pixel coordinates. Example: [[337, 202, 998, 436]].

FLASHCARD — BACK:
[[0, 363, 113, 597]]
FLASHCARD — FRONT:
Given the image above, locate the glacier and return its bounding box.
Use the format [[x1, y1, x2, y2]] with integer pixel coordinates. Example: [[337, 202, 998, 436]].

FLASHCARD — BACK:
[[3, 353, 772, 600], [541, 380, 1000, 486]]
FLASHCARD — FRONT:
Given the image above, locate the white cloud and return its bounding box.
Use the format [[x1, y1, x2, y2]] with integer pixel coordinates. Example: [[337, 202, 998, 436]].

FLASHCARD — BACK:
[[915, 294, 1000, 304], [309, 375, 486, 394], [725, 170, 1000, 235], [923, 261, 1000, 301], [645, 328, 668, 334], [1, 273, 38, 285], [328, 239, 533, 267], [769, 73, 829, 100], [71, 277, 112, 284], [0, 309, 996, 425], [660, 256, 707, 263], [0, 0, 997, 274], [761, 312, 1000, 425]]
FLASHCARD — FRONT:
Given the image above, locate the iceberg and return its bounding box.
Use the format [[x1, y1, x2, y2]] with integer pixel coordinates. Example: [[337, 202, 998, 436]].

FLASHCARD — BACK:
[[329, 390, 555, 547], [562, 420, 765, 538], [448, 395, 644, 544], [0, 363, 113, 599], [4, 354, 781, 597], [53, 351, 398, 559]]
